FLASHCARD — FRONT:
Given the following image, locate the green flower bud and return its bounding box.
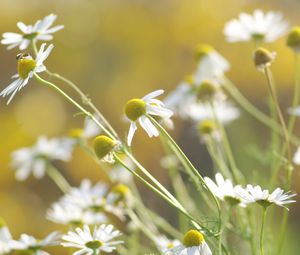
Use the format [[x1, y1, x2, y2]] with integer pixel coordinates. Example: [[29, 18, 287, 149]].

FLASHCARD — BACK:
[[125, 98, 146, 121], [183, 230, 205, 247], [17, 54, 36, 79], [287, 27, 300, 50]]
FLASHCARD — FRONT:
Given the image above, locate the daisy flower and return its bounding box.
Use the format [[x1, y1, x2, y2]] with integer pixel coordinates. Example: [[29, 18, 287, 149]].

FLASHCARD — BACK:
[[0, 223, 14, 254], [124, 90, 173, 145], [204, 173, 252, 207], [11, 135, 74, 181], [0, 43, 53, 104], [166, 230, 212, 255], [194, 44, 230, 84], [155, 235, 181, 254], [223, 10, 289, 43], [94, 135, 121, 164], [61, 224, 123, 255], [1, 13, 63, 50], [11, 232, 61, 255], [47, 202, 107, 226], [246, 185, 296, 209]]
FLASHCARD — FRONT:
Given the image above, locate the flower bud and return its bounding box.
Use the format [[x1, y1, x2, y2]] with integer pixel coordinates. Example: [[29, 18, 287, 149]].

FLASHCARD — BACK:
[[94, 135, 117, 160], [253, 47, 276, 70], [17, 54, 36, 79], [287, 27, 300, 50]]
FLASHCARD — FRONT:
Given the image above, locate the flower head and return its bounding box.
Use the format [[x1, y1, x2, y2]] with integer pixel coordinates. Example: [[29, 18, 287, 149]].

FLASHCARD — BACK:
[[11, 136, 74, 181], [155, 235, 181, 254], [62, 224, 123, 255], [224, 10, 289, 43], [253, 47, 276, 71], [2, 14, 63, 50], [94, 135, 121, 163], [125, 90, 173, 145], [166, 230, 212, 255], [0, 43, 53, 104], [204, 173, 252, 207], [11, 232, 61, 255], [287, 26, 300, 51], [246, 185, 296, 209]]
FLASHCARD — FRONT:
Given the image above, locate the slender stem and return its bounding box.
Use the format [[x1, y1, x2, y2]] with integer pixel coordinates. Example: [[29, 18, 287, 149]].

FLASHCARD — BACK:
[[46, 164, 71, 193], [222, 77, 300, 146], [219, 206, 232, 255], [209, 101, 243, 184], [34, 73, 115, 140], [146, 114, 221, 230], [260, 208, 267, 255], [263, 68, 291, 162]]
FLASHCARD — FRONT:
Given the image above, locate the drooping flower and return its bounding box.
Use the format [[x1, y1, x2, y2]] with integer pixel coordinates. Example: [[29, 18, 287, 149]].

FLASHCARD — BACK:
[[61, 224, 123, 255], [124, 90, 173, 145], [0, 43, 53, 104], [223, 10, 289, 43], [253, 47, 276, 71], [166, 230, 212, 255], [246, 185, 296, 209], [204, 173, 252, 207], [11, 232, 61, 255], [94, 135, 121, 163], [1, 14, 63, 50], [11, 136, 74, 181]]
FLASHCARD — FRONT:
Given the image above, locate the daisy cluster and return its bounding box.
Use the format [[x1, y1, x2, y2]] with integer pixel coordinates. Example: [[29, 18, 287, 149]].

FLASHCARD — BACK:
[[1, 8, 300, 255]]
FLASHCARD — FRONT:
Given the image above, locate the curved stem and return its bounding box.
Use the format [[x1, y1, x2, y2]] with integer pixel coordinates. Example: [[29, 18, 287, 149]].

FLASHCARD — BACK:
[[46, 164, 71, 193]]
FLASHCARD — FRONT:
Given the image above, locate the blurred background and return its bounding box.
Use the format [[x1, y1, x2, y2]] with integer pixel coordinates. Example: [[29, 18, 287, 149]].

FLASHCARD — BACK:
[[0, 0, 300, 253]]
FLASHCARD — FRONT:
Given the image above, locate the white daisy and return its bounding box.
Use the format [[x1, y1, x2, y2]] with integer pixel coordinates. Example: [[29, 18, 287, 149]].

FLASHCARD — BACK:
[[47, 202, 107, 226], [246, 185, 296, 209], [0, 43, 54, 104], [155, 235, 181, 254], [204, 173, 252, 207], [11, 135, 74, 181], [293, 147, 300, 165], [11, 232, 61, 255], [223, 10, 289, 43], [61, 224, 123, 255], [166, 230, 211, 255], [0, 225, 14, 254], [1, 13, 63, 50], [125, 90, 173, 146], [183, 101, 240, 124], [62, 179, 108, 211], [194, 45, 230, 84]]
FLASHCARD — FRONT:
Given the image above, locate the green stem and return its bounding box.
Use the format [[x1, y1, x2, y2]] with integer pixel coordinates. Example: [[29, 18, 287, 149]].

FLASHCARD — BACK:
[[263, 68, 291, 162], [219, 206, 232, 255], [146, 114, 221, 230], [46, 164, 71, 193], [222, 77, 300, 146], [260, 208, 267, 255], [34, 73, 115, 140]]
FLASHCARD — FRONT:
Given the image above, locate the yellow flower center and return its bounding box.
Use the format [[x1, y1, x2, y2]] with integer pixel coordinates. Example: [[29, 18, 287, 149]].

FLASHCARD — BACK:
[[287, 27, 300, 49], [23, 32, 39, 40], [198, 119, 217, 135], [112, 184, 130, 197], [17, 57, 36, 79], [183, 230, 205, 247], [94, 135, 117, 159], [68, 128, 83, 138], [125, 98, 146, 121], [195, 44, 214, 61], [197, 80, 217, 101], [85, 240, 103, 250]]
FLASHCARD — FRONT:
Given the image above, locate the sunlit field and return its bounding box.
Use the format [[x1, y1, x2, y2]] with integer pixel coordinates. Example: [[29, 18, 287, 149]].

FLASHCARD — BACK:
[[0, 1, 300, 254]]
